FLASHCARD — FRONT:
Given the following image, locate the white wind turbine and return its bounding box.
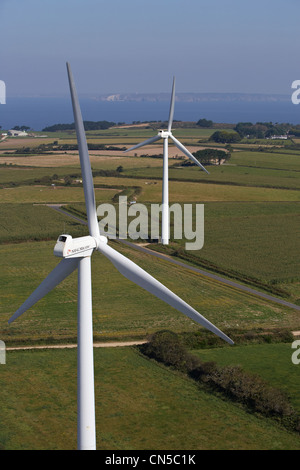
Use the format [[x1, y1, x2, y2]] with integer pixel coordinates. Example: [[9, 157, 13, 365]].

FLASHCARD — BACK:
[[124, 77, 209, 245], [8, 64, 233, 451]]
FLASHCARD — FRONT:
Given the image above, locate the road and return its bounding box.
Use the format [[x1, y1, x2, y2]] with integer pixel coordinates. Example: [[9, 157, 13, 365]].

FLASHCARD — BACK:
[[47, 204, 300, 312]]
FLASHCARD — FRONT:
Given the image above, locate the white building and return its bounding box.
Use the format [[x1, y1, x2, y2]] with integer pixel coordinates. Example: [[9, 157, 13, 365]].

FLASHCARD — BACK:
[[270, 135, 288, 140], [7, 129, 28, 137]]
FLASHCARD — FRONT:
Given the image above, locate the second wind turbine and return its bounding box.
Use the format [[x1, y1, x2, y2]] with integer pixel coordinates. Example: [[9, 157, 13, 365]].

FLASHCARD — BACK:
[[124, 77, 209, 245]]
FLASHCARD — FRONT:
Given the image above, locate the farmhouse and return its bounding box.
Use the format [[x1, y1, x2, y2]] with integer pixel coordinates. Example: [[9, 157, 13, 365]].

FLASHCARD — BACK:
[[7, 129, 28, 137]]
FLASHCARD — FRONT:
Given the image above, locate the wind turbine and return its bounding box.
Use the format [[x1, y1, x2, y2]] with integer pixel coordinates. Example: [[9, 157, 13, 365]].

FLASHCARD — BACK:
[[124, 77, 209, 245], [8, 64, 233, 451]]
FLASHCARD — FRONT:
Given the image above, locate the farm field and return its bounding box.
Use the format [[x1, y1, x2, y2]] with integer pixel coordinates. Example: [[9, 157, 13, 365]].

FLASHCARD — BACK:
[[0, 185, 119, 204], [166, 201, 300, 286], [0, 204, 87, 243], [3, 239, 300, 345], [91, 175, 300, 202], [0, 124, 299, 450], [123, 163, 300, 190], [64, 199, 300, 300]]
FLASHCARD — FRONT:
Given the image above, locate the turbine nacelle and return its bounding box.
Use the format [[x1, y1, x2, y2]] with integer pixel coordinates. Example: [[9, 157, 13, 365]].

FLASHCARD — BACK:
[[159, 130, 171, 139], [124, 77, 209, 175], [54, 234, 101, 258]]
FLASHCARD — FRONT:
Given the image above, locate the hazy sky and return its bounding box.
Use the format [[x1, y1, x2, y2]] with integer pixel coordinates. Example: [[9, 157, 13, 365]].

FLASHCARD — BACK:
[[0, 0, 299, 96]]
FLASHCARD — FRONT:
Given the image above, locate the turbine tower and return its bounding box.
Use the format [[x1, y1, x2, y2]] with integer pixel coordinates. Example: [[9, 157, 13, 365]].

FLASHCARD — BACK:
[[124, 77, 209, 245], [8, 64, 233, 451]]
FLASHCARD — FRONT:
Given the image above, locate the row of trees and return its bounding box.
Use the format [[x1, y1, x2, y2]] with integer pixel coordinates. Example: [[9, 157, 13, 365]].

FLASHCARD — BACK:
[[234, 121, 289, 139], [196, 118, 298, 142], [207, 121, 294, 143], [42, 120, 115, 132], [11, 125, 31, 131]]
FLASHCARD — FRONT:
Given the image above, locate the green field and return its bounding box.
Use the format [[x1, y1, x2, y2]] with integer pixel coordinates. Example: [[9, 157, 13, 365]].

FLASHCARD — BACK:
[[0, 204, 87, 243], [0, 185, 119, 204], [66, 199, 300, 294], [117, 148, 300, 190], [1, 347, 299, 450], [2, 239, 299, 345], [192, 343, 300, 413], [124, 163, 300, 190], [92, 175, 300, 202], [1, 126, 300, 450], [166, 201, 300, 286]]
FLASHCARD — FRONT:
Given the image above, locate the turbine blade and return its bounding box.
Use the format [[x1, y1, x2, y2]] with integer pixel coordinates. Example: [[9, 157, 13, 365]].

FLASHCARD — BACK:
[[66, 63, 100, 239], [123, 134, 162, 153], [8, 258, 79, 324], [168, 77, 176, 132], [97, 243, 233, 345], [170, 134, 209, 174]]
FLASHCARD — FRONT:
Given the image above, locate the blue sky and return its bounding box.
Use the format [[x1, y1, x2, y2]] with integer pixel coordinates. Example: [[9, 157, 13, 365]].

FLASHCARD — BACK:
[[0, 0, 299, 96]]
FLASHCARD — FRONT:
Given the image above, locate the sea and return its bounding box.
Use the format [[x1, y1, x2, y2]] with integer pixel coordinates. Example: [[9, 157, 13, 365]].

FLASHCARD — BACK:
[[1, 96, 300, 131]]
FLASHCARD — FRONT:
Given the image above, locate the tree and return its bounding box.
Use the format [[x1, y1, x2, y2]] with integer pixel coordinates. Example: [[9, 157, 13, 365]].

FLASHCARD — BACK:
[[42, 120, 115, 132], [209, 130, 241, 143], [64, 175, 73, 186], [235, 122, 266, 139], [192, 148, 230, 165], [12, 125, 30, 131], [196, 118, 213, 128]]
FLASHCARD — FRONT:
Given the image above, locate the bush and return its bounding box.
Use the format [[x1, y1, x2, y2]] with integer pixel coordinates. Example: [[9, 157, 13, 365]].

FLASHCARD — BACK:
[[141, 330, 189, 372], [141, 330, 201, 373], [188, 361, 217, 381]]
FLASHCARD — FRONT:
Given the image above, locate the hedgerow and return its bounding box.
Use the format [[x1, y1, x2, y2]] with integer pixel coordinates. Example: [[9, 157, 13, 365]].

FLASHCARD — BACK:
[[140, 330, 300, 433]]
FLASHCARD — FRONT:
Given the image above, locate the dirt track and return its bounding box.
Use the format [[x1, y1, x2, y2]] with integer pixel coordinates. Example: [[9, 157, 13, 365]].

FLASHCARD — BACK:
[[6, 340, 147, 351]]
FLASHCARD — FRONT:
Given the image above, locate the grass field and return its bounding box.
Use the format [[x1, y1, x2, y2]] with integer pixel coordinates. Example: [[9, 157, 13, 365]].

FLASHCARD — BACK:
[[230, 150, 300, 171], [0, 347, 299, 450], [1, 125, 300, 450], [192, 343, 300, 413], [0, 166, 79, 183], [0, 185, 121, 204]]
